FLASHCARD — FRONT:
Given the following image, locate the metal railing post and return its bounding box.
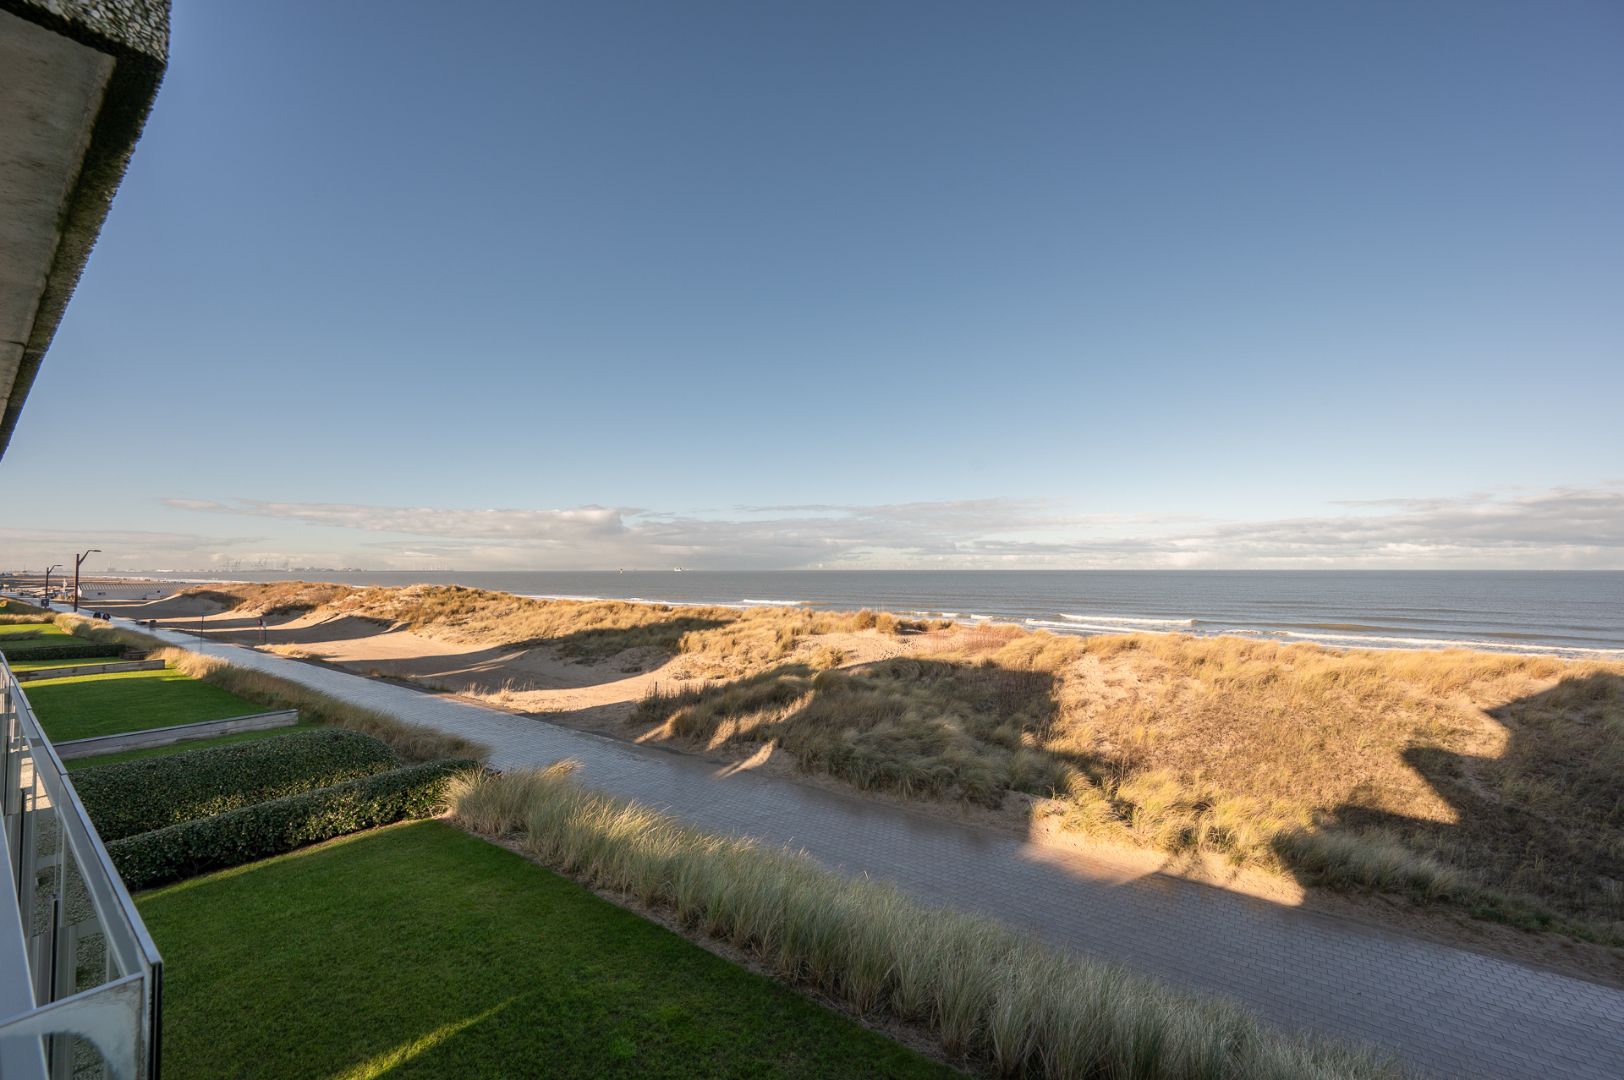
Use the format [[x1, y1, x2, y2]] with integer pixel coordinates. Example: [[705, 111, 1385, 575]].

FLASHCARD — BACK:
[[0, 653, 163, 1078], [16, 783, 33, 909]]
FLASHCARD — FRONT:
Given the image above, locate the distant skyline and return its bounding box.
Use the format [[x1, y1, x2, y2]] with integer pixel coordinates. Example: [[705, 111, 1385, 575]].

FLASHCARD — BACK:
[[1, 1, 1620, 571]]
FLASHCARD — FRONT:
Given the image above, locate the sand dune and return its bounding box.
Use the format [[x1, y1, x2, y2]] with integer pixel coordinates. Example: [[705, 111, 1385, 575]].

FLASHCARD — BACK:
[[100, 591, 908, 736], [103, 594, 227, 620]]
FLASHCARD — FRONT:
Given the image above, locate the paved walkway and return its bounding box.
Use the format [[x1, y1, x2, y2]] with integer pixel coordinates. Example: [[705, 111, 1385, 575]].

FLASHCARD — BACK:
[[136, 621, 1624, 1079]]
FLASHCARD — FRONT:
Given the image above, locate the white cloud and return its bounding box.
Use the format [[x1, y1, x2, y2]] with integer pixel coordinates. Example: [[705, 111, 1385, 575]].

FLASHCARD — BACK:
[[0, 526, 261, 571], [129, 483, 1624, 571]]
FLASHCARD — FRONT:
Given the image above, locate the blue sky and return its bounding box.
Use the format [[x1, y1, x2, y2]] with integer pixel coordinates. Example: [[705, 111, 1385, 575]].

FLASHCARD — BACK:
[[3, 1, 1621, 570]]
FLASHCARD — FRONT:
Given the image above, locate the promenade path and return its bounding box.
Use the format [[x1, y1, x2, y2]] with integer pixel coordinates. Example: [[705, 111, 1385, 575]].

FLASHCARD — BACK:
[[130, 620, 1624, 1079]]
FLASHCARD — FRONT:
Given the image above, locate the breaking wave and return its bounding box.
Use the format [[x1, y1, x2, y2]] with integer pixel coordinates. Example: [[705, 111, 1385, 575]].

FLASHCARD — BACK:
[[1058, 613, 1196, 628]]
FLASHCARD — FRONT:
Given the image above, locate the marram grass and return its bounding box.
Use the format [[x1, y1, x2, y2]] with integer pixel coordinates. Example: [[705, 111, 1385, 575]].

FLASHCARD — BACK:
[[448, 764, 1404, 1080], [636, 628, 1624, 942]]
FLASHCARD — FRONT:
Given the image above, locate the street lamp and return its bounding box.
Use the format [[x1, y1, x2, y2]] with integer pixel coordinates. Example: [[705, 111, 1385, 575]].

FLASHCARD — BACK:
[[73, 548, 100, 613], [43, 564, 61, 604]]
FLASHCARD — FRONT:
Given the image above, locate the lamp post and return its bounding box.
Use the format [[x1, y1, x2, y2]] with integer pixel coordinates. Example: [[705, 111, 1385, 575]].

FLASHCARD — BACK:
[[73, 548, 100, 613], [43, 563, 61, 604]]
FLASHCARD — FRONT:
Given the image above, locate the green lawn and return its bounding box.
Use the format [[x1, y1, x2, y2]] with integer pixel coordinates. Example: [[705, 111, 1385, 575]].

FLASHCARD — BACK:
[[24, 669, 266, 741], [66, 723, 323, 770], [0, 622, 71, 644], [11, 654, 125, 672], [139, 822, 953, 1080]]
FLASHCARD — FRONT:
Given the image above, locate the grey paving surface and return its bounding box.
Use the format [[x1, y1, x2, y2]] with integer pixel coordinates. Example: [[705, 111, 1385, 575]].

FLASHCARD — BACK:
[[133, 621, 1624, 1079]]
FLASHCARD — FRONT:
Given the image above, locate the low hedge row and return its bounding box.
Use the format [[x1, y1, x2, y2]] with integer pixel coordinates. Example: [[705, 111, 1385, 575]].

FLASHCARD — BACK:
[[1, 641, 118, 661], [75, 729, 400, 842], [107, 759, 474, 890]]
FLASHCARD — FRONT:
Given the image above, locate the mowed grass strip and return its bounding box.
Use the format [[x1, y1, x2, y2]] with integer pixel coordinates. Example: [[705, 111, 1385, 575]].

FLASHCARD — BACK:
[[0, 622, 68, 637], [0, 622, 75, 648], [65, 723, 324, 770], [24, 668, 268, 741], [138, 821, 952, 1080]]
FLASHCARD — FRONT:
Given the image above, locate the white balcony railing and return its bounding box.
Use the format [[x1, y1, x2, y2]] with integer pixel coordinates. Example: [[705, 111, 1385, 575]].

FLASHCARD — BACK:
[[1, 654, 162, 1079]]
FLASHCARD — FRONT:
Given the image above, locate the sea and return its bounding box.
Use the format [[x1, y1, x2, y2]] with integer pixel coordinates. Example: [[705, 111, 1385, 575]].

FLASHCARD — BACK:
[[131, 570, 1624, 660]]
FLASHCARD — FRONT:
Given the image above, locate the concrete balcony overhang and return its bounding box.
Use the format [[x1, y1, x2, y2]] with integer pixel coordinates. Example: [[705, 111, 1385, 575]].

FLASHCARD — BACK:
[[0, 0, 168, 459]]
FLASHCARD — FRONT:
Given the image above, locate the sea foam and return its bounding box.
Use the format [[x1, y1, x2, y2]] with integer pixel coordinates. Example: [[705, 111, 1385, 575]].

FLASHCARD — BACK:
[[1059, 613, 1196, 628]]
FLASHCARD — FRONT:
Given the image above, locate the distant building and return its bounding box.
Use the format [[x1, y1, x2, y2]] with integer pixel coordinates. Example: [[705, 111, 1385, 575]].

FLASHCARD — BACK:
[[0, 0, 168, 459]]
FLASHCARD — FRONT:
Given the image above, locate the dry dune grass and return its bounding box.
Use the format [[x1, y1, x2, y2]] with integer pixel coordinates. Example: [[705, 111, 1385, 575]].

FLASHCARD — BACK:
[[639, 659, 1068, 806], [184, 581, 354, 616], [641, 627, 1624, 942], [53, 613, 166, 652], [448, 764, 1400, 1080], [263, 644, 321, 660], [1041, 635, 1622, 931], [667, 607, 918, 676], [409, 675, 545, 711], [187, 583, 925, 676]]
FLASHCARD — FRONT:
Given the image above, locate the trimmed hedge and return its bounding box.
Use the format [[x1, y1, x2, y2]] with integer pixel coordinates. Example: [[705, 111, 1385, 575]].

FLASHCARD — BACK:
[[107, 759, 474, 890], [74, 730, 400, 842], [1, 641, 119, 661]]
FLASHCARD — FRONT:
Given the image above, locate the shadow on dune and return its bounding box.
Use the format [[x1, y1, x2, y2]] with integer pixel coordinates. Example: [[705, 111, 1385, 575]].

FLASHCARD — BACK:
[[538, 617, 735, 661], [1273, 671, 1624, 936], [123, 602, 738, 691], [630, 652, 1624, 942], [248, 614, 739, 693], [110, 599, 737, 663], [629, 658, 1125, 809], [384, 617, 738, 693]]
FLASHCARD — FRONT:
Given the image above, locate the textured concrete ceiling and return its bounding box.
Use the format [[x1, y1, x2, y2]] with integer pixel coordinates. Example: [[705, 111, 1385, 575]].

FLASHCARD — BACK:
[[0, 8, 114, 429], [0, 0, 167, 460]]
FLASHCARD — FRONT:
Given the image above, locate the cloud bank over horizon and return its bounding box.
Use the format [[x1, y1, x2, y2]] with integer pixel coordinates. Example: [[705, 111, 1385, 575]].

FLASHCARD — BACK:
[[4, 484, 1619, 573]]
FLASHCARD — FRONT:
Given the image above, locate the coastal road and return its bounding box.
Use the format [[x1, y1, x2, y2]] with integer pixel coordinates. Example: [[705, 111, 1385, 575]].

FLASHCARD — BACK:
[[128, 621, 1624, 1079]]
